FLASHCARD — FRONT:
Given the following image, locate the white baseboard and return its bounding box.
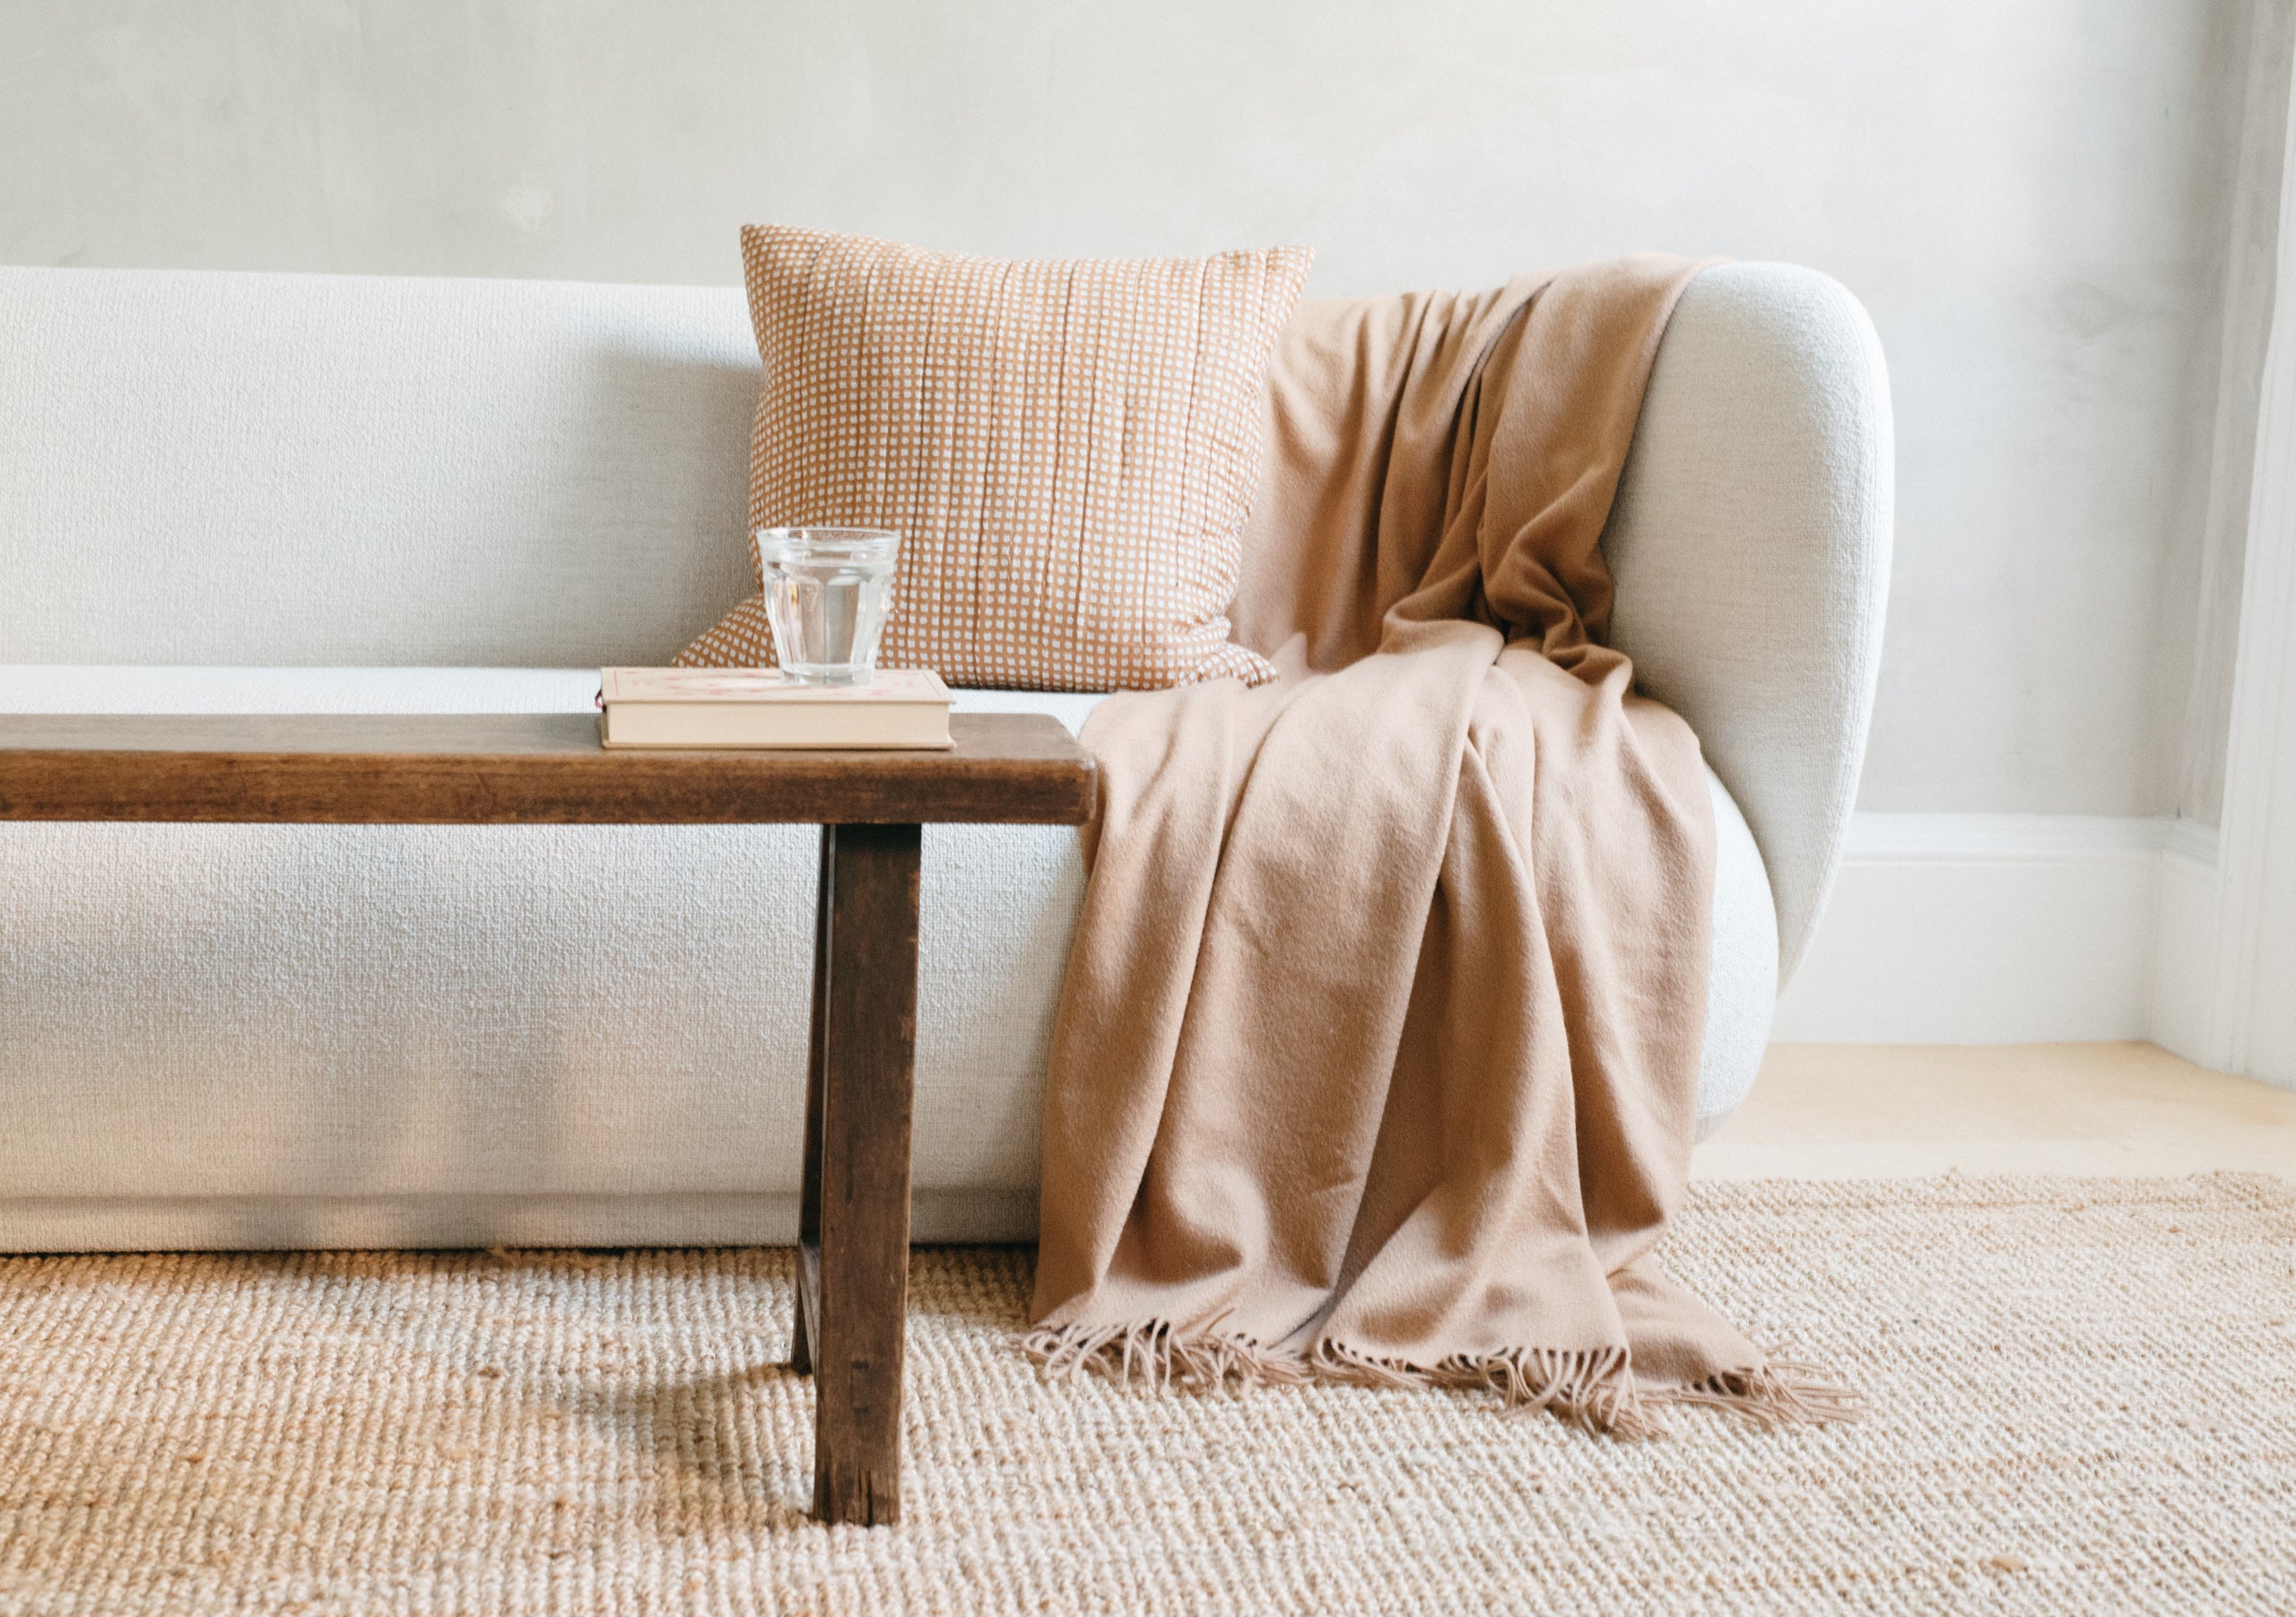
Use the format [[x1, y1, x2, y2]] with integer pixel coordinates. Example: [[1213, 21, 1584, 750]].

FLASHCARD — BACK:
[[2149, 821, 2225, 1065], [1771, 813, 2178, 1044]]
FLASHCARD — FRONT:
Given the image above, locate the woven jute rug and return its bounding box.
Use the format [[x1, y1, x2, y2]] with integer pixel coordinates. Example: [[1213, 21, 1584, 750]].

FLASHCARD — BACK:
[[0, 1174, 2289, 1614]]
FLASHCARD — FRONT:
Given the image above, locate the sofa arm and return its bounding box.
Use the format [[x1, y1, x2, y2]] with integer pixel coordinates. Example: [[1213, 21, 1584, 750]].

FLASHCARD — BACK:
[[1603, 263, 1894, 983]]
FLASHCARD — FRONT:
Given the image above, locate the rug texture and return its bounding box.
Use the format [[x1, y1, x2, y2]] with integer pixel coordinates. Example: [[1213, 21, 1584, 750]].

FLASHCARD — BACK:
[[0, 1174, 2288, 1615]]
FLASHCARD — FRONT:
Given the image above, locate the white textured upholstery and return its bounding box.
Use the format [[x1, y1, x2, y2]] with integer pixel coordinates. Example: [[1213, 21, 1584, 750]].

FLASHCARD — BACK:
[[0, 669, 1771, 1247], [0, 269, 759, 668], [1607, 263, 1894, 979], [0, 260, 1887, 1249]]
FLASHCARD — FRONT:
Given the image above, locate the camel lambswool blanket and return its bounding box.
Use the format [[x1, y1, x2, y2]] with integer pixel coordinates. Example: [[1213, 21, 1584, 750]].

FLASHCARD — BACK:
[[1028, 256, 1857, 1435]]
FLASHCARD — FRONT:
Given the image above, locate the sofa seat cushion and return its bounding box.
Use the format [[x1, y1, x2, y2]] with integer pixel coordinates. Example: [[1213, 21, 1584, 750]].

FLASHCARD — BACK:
[[0, 667, 1771, 1248]]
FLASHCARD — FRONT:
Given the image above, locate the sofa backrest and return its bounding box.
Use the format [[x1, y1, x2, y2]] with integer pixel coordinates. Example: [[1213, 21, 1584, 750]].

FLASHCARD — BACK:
[[1, 261, 1891, 978], [0, 267, 760, 666]]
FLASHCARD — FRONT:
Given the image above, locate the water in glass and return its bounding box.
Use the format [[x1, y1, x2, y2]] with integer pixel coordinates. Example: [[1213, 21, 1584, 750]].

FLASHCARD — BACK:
[[754, 527, 900, 684]]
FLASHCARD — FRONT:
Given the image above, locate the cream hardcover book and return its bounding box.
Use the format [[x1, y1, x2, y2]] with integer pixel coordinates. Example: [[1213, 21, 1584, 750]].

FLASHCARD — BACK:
[[598, 667, 954, 750]]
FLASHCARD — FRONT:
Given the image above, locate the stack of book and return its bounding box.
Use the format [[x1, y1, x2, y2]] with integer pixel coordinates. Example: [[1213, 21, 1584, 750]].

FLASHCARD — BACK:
[[597, 667, 954, 750]]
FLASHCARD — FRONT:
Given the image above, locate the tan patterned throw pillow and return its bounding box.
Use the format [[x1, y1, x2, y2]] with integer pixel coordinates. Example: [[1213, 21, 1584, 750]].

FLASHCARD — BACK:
[[675, 225, 1312, 690]]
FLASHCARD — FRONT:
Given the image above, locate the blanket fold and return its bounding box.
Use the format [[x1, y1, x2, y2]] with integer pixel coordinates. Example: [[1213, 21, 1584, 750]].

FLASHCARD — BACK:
[[1029, 256, 1857, 1434]]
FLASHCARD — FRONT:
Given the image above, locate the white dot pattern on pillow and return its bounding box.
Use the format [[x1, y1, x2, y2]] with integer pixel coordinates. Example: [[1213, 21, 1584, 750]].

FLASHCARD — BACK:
[[678, 225, 1311, 691]]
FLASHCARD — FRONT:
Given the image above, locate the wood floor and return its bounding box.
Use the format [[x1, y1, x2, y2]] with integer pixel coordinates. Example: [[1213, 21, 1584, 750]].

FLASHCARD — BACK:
[[1693, 1041, 2296, 1179]]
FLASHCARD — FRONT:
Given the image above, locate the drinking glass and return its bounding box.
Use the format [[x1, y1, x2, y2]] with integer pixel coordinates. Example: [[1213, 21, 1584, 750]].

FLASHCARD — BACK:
[[752, 526, 900, 684]]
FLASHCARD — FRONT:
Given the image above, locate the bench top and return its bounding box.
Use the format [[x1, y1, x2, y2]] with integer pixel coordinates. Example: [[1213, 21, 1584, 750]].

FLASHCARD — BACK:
[[0, 711, 1096, 825]]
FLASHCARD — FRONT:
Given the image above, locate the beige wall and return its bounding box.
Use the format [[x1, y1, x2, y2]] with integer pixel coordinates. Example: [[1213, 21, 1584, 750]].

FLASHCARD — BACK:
[[0, 0, 2252, 816]]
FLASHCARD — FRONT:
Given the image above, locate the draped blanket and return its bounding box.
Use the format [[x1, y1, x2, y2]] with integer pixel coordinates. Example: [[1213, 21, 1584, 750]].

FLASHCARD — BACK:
[[1026, 256, 1857, 1434]]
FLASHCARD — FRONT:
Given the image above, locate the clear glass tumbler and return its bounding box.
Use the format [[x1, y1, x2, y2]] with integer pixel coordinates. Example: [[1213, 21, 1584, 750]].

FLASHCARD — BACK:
[[752, 526, 900, 684]]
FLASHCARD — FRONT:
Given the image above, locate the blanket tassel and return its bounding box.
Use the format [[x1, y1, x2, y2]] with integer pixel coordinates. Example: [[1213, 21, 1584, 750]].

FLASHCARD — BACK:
[[1311, 1339, 1662, 1439], [1654, 1358, 1866, 1430], [1022, 1319, 1310, 1395], [1022, 1325, 1861, 1438]]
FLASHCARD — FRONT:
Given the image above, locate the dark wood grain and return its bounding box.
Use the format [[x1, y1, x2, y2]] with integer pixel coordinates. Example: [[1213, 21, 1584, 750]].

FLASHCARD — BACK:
[[793, 1241, 822, 1384], [789, 828, 834, 1380], [0, 712, 1095, 825], [804, 822, 921, 1527]]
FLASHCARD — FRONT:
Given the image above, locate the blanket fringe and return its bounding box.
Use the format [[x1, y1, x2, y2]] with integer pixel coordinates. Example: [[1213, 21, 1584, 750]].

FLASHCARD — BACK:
[[1022, 1319, 1310, 1395], [1022, 1324, 1860, 1438], [1309, 1339, 1662, 1438], [1653, 1358, 1866, 1430]]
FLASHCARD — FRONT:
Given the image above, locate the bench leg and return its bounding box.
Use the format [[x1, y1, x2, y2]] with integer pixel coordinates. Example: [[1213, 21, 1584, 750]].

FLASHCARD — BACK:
[[794, 821, 920, 1527]]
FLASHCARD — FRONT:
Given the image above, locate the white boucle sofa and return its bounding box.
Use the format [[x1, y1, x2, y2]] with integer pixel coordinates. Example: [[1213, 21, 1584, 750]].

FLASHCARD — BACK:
[[0, 262, 1891, 1251]]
